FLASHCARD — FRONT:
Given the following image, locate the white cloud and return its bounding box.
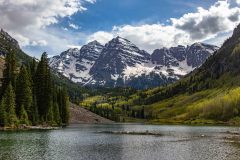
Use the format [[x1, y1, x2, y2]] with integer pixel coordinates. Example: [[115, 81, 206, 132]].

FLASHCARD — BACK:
[[0, 0, 88, 30], [171, 1, 239, 39], [1, 0, 240, 57], [0, 0, 95, 56], [63, 28, 69, 31], [84, 0, 96, 4], [87, 0, 240, 52], [31, 40, 48, 46], [87, 31, 114, 44], [69, 23, 80, 30], [21, 27, 88, 57], [67, 45, 82, 49]]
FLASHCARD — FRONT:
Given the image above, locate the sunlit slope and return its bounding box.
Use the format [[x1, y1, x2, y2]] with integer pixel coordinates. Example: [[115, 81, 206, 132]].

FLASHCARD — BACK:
[[82, 24, 240, 124]]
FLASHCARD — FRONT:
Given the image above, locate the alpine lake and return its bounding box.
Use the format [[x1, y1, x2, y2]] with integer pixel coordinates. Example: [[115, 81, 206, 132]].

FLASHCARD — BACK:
[[0, 124, 240, 160]]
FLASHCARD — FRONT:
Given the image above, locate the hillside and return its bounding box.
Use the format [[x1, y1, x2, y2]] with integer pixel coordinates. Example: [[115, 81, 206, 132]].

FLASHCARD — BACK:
[[82, 24, 240, 125], [70, 103, 113, 124], [0, 29, 91, 103], [0, 29, 33, 65]]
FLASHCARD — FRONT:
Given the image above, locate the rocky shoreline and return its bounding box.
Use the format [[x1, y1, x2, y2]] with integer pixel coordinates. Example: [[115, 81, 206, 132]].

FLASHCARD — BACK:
[[0, 125, 60, 131], [224, 131, 240, 145], [98, 130, 163, 136]]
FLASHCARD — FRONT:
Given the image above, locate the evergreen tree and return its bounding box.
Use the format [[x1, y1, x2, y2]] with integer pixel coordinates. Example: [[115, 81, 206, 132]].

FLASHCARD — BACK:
[[0, 51, 71, 127], [46, 105, 54, 125], [16, 66, 33, 118], [2, 50, 17, 96], [31, 95, 39, 125], [0, 98, 6, 126], [35, 52, 53, 122], [141, 106, 145, 119], [29, 58, 39, 125], [53, 88, 61, 125], [30, 58, 37, 80], [53, 102, 61, 125], [57, 88, 63, 118], [61, 88, 70, 124], [3, 83, 18, 127], [26, 63, 33, 87], [19, 105, 29, 125]]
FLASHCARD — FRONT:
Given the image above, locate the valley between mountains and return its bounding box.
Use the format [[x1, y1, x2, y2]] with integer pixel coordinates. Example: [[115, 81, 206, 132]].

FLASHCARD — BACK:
[[1, 23, 240, 125]]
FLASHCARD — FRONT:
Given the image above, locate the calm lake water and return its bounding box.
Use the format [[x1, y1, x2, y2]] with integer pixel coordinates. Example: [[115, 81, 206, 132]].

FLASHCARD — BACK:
[[0, 124, 240, 160]]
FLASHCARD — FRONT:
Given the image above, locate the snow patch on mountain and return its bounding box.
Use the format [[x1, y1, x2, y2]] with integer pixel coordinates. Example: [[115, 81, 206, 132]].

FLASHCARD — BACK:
[[49, 37, 218, 89]]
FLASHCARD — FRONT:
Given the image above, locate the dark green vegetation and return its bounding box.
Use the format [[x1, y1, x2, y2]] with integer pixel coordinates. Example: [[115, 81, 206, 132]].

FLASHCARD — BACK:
[[0, 29, 93, 105], [0, 50, 70, 128], [81, 24, 240, 125]]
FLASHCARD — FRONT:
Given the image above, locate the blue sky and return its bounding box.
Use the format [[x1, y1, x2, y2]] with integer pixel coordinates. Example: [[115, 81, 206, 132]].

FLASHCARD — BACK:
[[64, 0, 217, 32], [0, 0, 240, 58]]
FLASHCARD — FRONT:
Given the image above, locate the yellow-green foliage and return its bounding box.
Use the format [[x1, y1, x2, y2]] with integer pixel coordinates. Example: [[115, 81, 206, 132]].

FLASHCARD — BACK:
[[187, 88, 240, 120], [115, 100, 128, 107], [80, 96, 103, 107], [232, 43, 240, 55], [97, 103, 111, 109], [80, 85, 240, 124], [145, 89, 222, 119], [113, 107, 122, 114]]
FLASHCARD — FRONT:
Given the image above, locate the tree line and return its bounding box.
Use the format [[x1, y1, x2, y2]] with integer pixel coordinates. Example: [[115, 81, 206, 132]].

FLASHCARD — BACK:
[[0, 51, 70, 128]]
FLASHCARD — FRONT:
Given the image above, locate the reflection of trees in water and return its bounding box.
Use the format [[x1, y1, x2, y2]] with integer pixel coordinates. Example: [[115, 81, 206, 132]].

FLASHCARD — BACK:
[[0, 131, 51, 160], [0, 132, 16, 160], [35, 131, 51, 160]]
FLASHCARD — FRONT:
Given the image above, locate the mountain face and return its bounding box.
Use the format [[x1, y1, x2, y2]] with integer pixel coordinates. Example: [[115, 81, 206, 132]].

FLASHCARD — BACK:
[[49, 41, 104, 84], [89, 37, 151, 87], [50, 37, 218, 89], [151, 43, 218, 68], [0, 28, 33, 65], [0, 29, 20, 56]]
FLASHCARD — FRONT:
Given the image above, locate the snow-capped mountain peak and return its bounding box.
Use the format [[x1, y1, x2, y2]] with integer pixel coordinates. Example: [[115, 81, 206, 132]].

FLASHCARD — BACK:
[[49, 40, 104, 83], [49, 37, 218, 89], [79, 40, 103, 61], [87, 40, 101, 46]]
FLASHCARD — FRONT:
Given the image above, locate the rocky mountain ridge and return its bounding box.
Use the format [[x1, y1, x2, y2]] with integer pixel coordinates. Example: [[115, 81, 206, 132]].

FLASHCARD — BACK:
[[50, 37, 218, 89]]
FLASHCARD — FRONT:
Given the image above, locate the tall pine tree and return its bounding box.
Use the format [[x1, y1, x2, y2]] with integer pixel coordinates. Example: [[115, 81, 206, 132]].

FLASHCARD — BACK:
[[19, 105, 29, 125], [16, 66, 33, 119], [61, 88, 70, 125], [0, 51, 71, 127], [1, 50, 17, 96], [31, 95, 39, 125], [3, 83, 18, 127], [53, 88, 61, 125], [30, 58, 37, 82], [35, 53, 53, 122], [0, 97, 6, 127], [29, 58, 39, 125]]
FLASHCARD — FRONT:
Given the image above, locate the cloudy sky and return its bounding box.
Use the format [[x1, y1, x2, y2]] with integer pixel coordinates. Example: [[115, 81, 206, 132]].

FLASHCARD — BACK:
[[0, 0, 240, 57]]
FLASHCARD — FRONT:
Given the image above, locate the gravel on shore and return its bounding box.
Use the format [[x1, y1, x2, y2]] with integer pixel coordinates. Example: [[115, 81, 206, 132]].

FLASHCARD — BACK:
[[70, 103, 114, 124]]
